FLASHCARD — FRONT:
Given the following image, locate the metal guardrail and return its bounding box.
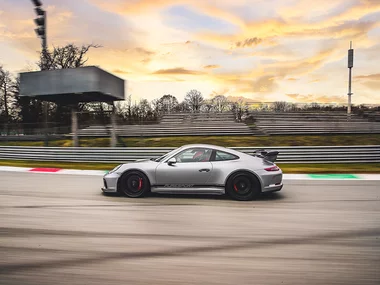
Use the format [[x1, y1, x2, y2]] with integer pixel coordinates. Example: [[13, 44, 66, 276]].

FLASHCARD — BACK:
[[0, 145, 379, 164]]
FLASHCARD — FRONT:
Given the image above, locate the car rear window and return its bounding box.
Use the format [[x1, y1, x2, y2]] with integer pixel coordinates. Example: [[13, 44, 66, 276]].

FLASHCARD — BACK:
[[212, 150, 239, 161]]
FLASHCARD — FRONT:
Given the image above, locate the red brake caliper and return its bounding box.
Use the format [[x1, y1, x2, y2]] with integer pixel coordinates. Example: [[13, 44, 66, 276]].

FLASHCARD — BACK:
[[138, 178, 143, 191], [234, 184, 238, 192]]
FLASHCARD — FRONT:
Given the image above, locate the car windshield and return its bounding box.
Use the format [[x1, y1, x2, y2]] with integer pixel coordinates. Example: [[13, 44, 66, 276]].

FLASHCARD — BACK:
[[154, 147, 182, 162]]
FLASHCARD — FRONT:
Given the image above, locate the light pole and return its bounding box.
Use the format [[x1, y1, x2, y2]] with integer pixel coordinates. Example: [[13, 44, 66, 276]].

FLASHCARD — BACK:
[[31, 0, 49, 146], [31, 0, 47, 67], [347, 41, 354, 120]]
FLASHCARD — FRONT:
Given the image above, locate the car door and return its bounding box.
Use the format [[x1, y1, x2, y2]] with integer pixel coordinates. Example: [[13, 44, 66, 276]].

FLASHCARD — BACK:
[[155, 147, 213, 186]]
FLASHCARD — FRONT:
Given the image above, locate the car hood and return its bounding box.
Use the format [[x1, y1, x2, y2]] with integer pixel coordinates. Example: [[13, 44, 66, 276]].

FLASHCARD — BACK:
[[113, 158, 157, 175], [123, 158, 158, 168], [134, 159, 156, 163]]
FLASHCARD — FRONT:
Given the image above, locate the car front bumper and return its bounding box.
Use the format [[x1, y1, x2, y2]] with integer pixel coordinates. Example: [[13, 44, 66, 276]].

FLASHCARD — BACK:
[[101, 172, 120, 193]]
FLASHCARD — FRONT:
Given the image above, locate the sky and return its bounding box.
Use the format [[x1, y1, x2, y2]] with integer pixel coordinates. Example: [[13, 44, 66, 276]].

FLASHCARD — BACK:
[[0, 0, 379, 104]]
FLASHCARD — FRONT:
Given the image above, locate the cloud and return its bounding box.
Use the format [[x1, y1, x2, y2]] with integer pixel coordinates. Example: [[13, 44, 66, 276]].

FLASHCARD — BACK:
[[235, 37, 262, 48], [113, 69, 130, 74], [361, 81, 380, 90], [152, 67, 204, 75], [264, 46, 339, 78], [287, 20, 379, 40], [250, 75, 279, 93], [361, 44, 380, 60], [226, 95, 257, 103], [287, 78, 298, 81], [203, 64, 221, 69], [89, 0, 245, 28], [355, 73, 380, 90], [225, 94, 279, 103], [286, 93, 346, 103], [130, 47, 156, 56], [194, 1, 380, 51], [206, 45, 340, 97], [250, 44, 296, 60], [111, 47, 156, 65], [207, 71, 282, 97], [90, 0, 175, 14], [356, 73, 380, 80], [323, 0, 380, 23]]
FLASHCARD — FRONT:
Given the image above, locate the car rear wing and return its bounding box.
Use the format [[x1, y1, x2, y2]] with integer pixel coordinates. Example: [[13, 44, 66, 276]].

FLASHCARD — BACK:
[[250, 149, 279, 163]]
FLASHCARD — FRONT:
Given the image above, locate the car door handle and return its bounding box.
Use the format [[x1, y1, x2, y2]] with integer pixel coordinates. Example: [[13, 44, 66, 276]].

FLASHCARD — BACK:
[[199, 169, 210, 172]]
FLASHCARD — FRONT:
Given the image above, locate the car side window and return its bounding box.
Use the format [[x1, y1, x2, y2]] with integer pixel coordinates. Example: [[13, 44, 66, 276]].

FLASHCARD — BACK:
[[174, 148, 212, 163], [212, 150, 239, 161]]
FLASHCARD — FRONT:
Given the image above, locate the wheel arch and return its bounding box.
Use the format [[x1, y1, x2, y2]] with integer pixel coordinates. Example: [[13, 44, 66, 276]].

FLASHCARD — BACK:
[[224, 169, 263, 192], [116, 168, 152, 193]]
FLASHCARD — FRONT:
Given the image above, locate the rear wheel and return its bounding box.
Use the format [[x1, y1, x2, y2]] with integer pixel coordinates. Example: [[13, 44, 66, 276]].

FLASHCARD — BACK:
[[119, 171, 150, 198], [226, 172, 261, 201]]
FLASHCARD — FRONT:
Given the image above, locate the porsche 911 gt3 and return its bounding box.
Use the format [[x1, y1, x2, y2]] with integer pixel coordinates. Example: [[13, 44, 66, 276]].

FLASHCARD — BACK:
[[102, 144, 283, 201]]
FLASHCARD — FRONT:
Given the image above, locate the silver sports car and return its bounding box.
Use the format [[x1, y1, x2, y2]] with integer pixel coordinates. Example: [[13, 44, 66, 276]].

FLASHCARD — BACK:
[[102, 144, 283, 201]]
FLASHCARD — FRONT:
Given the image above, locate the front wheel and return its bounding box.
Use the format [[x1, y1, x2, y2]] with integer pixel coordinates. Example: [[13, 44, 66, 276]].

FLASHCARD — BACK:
[[226, 172, 261, 201], [119, 171, 150, 198]]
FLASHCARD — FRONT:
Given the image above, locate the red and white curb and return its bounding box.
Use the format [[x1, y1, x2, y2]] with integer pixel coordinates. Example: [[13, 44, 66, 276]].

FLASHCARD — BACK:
[[0, 166, 106, 176], [1, 166, 380, 180]]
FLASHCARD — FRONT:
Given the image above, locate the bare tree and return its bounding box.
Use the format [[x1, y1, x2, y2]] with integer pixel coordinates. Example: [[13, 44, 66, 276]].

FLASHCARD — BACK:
[[231, 98, 248, 121], [38, 43, 101, 70], [125, 94, 132, 120], [174, 101, 190, 112], [35, 43, 102, 130], [151, 98, 160, 114], [138, 99, 151, 121], [257, 103, 270, 112], [154, 94, 178, 114], [0, 66, 16, 124], [201, 99, 214, 113], [212, 95, 229, 112], [272, 101, 288, 112], [13, 76, 44, 125], [185, 89, 204, 112], [114, 101, 129, 121], [309, 102, 321, 110], [162, 94, 178, 113]]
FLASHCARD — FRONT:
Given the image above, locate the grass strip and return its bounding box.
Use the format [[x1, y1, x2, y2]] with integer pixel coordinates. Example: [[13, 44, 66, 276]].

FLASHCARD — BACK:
[[1, 134, 380, 147]]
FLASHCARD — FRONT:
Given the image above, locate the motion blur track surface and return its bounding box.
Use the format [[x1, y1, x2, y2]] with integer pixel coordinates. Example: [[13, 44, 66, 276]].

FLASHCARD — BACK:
[[0, 172, 379, 285]]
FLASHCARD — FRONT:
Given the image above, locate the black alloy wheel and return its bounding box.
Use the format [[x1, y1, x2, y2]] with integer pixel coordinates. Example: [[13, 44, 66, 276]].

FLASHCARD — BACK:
[[226, 172, 261, 201], [119, 171, 150, 198]]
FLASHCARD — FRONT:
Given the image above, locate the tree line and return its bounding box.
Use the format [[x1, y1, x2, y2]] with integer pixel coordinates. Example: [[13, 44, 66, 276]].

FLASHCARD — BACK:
[[0, 43, 249, 131], [1, 43, 377, 132]]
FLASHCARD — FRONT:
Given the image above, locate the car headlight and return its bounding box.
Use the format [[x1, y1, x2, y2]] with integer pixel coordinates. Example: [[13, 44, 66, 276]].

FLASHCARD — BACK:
[[108, 164, 122, 174]]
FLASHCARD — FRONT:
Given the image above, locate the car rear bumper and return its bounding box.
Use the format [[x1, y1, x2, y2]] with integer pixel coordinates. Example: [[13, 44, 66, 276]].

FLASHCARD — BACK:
[[255, 169, 283, 193], [262, 183, 283, 193]]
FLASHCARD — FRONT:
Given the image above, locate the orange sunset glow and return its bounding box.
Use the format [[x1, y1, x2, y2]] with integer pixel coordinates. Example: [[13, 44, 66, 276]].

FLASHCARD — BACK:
[[0, 0, 379, 104]]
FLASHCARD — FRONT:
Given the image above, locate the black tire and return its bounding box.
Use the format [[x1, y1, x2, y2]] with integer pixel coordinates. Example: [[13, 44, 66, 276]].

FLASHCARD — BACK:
[[226, 172, 261, 201], [118, 171, 150, 198]]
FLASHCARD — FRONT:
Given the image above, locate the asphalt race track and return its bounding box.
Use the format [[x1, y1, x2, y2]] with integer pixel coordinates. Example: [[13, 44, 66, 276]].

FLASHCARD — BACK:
[[0, 171, 379, 285]]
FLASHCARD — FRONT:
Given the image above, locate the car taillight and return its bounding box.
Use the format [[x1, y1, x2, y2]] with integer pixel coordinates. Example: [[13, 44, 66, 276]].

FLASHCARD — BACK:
[[265, 165, 280, 171]]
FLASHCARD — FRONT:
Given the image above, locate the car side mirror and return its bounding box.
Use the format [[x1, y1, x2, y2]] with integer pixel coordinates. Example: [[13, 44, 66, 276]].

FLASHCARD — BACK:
[[168, 157, 177, 165]]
